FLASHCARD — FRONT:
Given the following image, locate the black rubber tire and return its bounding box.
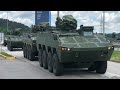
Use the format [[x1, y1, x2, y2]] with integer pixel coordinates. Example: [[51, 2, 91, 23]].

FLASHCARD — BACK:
[[28, 46, 30, 59], [42, 50, 48, 69], [88, 64, 96, 71], [24, 45, 27, 58], [23, 45, 25, 58], [28, 46, 30, 60], [7, 43, 9, 50], [29, 47, 36, 61], [47, 52, 53, 73], [96, 61, 107, 74], [9, 44, 13, 51], [38, 50, 43, 67], [53, 53, 64, 76], [26, 45, 29, 59], [26, 46, 28, 59], [3, 42, 7, 46]]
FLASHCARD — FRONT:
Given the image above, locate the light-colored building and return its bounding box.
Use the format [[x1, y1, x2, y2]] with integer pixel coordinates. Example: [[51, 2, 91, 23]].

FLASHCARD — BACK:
[[0, 33, 4, 44]]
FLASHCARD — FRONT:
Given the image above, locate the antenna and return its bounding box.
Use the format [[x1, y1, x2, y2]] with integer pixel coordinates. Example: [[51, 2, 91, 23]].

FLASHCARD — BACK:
[[100, 13, 103, 33], [7, 11, 8, 32]]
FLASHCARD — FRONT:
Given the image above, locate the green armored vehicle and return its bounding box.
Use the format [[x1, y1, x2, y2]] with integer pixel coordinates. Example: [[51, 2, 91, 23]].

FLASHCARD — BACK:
[[35, 15, 114, 76], [22, 25, 38, 61], [7, 29, 23, 51], [7, 35, 23, 51]]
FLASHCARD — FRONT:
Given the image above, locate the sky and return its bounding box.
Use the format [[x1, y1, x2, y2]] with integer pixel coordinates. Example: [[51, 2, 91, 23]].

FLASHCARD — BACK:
[[0, 11, 119, 33]]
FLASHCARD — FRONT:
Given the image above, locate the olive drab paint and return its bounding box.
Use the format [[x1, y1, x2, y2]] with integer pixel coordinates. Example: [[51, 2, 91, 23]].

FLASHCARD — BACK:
[[24, 15, 114, 76]]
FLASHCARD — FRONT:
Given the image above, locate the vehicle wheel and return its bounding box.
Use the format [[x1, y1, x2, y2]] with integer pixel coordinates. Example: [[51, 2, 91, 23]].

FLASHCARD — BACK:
[[27, 46, 30, 59], [3, 43, 5, 46], [53, 53, 63, 76], [24, 45, 27, 58], [9, 44, 13, 51], [26, 45, 29, 59], [26, 45, 28, 59], [8, 44, 10, 50], [42, 50, 48, 69], [88, 64, 96, 71], [47, 52, 53, 73], [38, 50, 43, 67], [3, 42, 7, 46], [23, 45, 25, 57], [96, 61, 107, 74], [28, 46, 30, 60], [7, 43, 9, 50], [29, 47, 36, 61]]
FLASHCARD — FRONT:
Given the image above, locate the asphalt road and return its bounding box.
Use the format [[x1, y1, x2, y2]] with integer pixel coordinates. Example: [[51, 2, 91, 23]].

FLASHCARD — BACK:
[[0, 45, 120, 79]]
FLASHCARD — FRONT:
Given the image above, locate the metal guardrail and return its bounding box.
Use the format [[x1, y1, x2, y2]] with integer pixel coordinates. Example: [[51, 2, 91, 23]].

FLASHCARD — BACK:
[[0, 33, 4, 44], [0, 33, 4, 52], [114, 48, 120, 51], [113, 42, 120, 51]]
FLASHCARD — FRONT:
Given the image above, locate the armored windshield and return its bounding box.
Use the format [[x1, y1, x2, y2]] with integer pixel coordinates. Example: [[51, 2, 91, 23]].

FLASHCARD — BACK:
[[83, 31, 93, 36]]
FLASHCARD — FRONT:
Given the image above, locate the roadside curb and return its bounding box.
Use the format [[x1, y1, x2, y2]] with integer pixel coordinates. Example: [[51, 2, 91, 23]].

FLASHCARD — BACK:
[[110, 60, 120, 63], [0, 53, 16, 60]]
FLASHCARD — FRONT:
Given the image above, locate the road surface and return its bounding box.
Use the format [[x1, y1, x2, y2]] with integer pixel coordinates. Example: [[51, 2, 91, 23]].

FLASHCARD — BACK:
[[0, 45, 120, 79]]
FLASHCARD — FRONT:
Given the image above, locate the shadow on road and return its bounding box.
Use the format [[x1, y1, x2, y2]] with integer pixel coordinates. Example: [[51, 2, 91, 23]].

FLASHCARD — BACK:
[[11, 48, 23, 51], [63, 68, 97, 75]]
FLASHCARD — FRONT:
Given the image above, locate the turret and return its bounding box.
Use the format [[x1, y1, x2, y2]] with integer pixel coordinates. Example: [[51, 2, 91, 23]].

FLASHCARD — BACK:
[[32, 22, 49, 33], [55, 15, 77, 31]]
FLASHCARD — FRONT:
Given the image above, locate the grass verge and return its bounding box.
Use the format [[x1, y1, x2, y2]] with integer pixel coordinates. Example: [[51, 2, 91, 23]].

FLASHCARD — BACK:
[[0, 52, 16, 60], [111, 51, 120, 60], [0, 52, 13, 57]]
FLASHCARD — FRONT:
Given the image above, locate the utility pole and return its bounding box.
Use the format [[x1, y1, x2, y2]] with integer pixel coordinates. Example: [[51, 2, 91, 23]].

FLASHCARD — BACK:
[[103, 11, 105, 37], [7, 11, 8, 32], [100, 13, 103, 33], [57, 11, 59, 17]]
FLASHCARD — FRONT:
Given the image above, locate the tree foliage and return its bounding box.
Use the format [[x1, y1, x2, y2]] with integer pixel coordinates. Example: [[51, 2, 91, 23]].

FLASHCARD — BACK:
[[0, 18, 30, 34]]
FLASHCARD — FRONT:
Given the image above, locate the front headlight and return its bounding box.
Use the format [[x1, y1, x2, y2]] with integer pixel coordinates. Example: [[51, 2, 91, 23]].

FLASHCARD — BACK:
[[108, 46, 111, 50], [61, 47, 71, 51], [108, 46, 114, 50], [67, 48, 70, 51], [111, 46, 114, 49], [61, 47, 66, 51]]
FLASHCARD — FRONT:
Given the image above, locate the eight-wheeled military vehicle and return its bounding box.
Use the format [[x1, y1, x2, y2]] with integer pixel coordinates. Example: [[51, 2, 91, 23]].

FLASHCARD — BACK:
[[6, 29, 23, 51], [7, 35, 23, 51], [22, 25, 38, 61], [23, 15, 114, 76], [34, 15, 114, 76]]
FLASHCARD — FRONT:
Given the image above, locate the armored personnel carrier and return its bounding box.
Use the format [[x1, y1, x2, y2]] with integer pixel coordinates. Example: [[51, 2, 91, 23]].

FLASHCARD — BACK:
[[7, 29, 23, 51], [7, 35, 23, 51], [35, 15, 114, 76], [22, 25, 38, 61]]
